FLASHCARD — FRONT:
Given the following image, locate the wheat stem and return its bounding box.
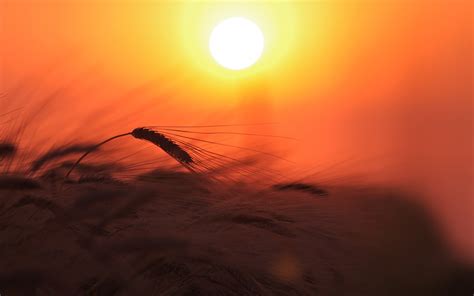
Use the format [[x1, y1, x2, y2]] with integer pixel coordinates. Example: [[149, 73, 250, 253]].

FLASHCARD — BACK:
[[65, 132, 131, 178]]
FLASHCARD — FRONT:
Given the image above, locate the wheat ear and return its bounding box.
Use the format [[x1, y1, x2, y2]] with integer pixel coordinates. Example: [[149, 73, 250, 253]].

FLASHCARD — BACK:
[[65, 128, 193, 179]]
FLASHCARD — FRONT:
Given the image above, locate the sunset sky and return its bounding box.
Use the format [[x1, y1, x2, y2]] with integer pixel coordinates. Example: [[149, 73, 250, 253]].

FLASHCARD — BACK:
[[1, 1, 472, 260]]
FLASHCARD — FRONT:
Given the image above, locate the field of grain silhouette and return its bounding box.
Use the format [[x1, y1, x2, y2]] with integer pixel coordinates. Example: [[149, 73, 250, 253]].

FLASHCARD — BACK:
[[1, 90, 472, 295], [1, 1, 472, 295]]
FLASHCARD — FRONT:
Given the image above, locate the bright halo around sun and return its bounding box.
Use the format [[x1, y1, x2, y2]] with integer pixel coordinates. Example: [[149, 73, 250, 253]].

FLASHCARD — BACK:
[[209, 17, 265, 71]]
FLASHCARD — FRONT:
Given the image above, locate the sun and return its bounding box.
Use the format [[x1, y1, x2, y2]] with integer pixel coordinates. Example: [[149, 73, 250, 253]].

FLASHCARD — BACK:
[[209, 17, 265, 71]]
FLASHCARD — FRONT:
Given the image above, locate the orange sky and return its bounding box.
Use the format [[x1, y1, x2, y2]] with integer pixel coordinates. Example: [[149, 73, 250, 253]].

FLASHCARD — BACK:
[[1, 1, 472, 260]]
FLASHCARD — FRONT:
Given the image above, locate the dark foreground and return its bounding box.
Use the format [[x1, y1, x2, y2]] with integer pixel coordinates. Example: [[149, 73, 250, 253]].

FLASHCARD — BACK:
[[0, 173, 472, 295]]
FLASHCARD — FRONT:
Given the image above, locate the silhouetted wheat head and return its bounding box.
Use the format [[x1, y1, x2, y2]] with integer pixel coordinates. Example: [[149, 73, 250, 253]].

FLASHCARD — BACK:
[[131, 128, 192, 164], [31, 143, 99, 172], [0, 142, 16, 160], [65, 128, 193, 178]]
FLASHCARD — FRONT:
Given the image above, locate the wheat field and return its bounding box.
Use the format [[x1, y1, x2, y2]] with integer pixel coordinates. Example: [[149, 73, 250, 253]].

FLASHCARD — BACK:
[[0, 127, 472, 295]]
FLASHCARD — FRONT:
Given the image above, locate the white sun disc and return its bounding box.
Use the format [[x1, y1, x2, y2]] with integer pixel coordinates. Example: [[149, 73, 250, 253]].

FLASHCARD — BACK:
[[209, 17, 265, 70]]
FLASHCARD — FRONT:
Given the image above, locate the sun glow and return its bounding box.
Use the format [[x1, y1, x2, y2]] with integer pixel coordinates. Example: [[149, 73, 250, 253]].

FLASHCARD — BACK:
[[209, 17, 264, 70], [178, 2, 322, 103]]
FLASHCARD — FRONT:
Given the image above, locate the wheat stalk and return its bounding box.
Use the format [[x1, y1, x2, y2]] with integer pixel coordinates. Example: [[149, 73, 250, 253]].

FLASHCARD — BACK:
[[65, 128, 193, 179]]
